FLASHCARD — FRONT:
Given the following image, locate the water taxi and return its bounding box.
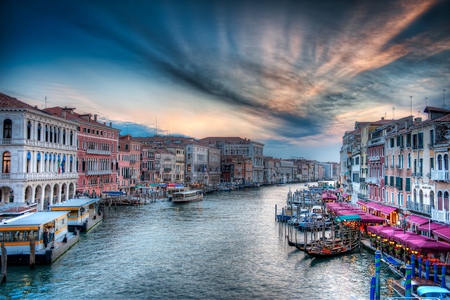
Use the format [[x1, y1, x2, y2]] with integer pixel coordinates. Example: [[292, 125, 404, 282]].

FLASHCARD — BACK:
[[166, 185, 190, 200], [50, 198, 104, 232], [0, 211, 79, 265], [172, 190, 203, 203]]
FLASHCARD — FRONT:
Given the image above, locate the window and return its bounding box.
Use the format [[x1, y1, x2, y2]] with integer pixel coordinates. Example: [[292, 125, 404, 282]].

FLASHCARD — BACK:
[[408, 153, 411, 168], [37, 123, 41, 141], [27, 121, 32, 139], [2, 152, 11, 173], [405, 178, 411, 192], [3, 119, 12, 139]]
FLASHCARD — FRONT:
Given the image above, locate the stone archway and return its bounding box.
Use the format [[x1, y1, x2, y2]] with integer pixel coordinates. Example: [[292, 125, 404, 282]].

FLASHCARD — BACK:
[[44, 184, 52, 209], [35, 185, 43, 208], [0, 186, 13, 203], [24, 185, 33, 203]]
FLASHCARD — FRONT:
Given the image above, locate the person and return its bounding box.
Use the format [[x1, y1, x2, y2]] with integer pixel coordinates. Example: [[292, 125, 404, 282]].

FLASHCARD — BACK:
[[49, 226, 55, 242], [44, 227, 49, 248]]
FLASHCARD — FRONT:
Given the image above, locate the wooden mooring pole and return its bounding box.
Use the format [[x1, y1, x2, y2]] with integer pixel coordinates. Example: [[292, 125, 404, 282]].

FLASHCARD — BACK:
[[30, 239, 36, 269], [1, 242, 7, 282]]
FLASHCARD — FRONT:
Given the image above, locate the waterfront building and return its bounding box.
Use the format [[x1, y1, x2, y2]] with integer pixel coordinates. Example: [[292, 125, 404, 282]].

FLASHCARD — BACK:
[[206, 147, 221, 188], [0, 92, 78, 210], [166, 146, 186, 184], [118, 135, 141, 192], [140, 145, 156, 183], [184, 142, 209, 185], [199, 137, 265, 184], [279, 159, 294, 183], [220, 155, 252, 186], [263, 156, 277, 185], [44, 107, 120, 197], [154, 148, 176, 183]]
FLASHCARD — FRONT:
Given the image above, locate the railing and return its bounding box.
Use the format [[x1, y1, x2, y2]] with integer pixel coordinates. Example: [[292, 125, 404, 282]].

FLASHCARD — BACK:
[[25, 140, 77, 151], [406, 201, 432, 215], [0, 172, 78, 181], [357, 193, 367, 200], [411, 172, 423, 177], [86, 170, 113, 176], [430, 170, 450, 181], [366, 177, 380, 185], [432, 209, 450, 223], [368, 156, 380, 162], [86, 149, 112, 155]]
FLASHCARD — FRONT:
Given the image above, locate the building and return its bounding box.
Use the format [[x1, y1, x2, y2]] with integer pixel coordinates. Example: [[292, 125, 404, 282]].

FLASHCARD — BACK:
[[118, 135, 141, 191], [44, 107, 120, 197], [0, 92, 78, 210]]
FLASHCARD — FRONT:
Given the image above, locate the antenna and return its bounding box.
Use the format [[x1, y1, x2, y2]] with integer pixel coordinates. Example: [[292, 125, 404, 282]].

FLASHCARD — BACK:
[[410, 96, 413, 116], [392, 107, 395, 120], [444, 89, 447, 108], [44, 96, 48, 108]]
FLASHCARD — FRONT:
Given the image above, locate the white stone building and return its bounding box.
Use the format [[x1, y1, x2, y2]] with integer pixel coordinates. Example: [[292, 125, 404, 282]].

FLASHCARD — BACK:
[[0, 92, 78, 210]]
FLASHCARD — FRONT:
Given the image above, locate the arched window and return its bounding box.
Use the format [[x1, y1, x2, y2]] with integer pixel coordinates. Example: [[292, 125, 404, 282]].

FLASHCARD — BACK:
[[27, 121, 32, 139], [2, 151, 11, 173], [45, 125, 49, 142], [445, 154, 449, 171], [438, 154, 443, 170], [407, 153, 411, 168], [70, 131, 73, 146], [37, 123, 42, 141], [62, 129, 66, 145], [3, 119, 12, 139]]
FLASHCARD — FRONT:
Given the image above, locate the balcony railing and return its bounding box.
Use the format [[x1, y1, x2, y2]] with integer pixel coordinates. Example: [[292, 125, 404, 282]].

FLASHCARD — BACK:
[[430, 170, 450, 181], [406, 200, 432, 215], [412, 172, 423, 177], [86, 149, 112, 155], [366, 177, 380, 185], [86, 170, 113, 176], [0, 172, 78, 181], [368, 156, 380, 162], [432, 209, 450, 223]]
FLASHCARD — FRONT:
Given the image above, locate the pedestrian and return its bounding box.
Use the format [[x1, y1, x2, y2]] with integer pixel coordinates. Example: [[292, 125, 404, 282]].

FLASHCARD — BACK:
[[49, 226, 55, 242], [44, 227, 49, 248]]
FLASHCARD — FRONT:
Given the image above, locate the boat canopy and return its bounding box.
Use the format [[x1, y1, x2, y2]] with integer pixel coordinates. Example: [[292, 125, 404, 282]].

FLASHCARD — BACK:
[[335, 214, 361, 222]]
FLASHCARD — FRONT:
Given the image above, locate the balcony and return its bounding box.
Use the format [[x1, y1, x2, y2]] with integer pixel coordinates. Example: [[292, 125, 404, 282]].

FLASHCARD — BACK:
[[366, 177, 380, 185], [368, 156, 380, 162], [431, 170, 450, 181], [412, 172, 423, 177], [86, 149, 112, 155], [0, 172, 78, 181], [432, 208, 450, 223], [86, 170, 113, 176], [357, 193, 367, 200], [406, 200, 431, 215]]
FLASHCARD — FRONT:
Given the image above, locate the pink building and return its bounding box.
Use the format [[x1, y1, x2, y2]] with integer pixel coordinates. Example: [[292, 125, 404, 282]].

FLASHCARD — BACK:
[[118, 135, 141, 191], [44, 107, 120, 197]]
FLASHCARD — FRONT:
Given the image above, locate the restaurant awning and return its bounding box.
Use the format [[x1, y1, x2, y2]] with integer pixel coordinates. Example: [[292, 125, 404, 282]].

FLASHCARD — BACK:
[[433, 227, 450, 242], [407, 215, 430, 226], [365, 201, 396, 215], [335, 214, 361, 222], [417, 222, 448, 233], [356, 200, 366, 206]]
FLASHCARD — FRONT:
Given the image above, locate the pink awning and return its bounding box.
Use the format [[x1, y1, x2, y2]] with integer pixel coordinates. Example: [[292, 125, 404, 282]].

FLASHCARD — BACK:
[[377, 205, 397, 215], [356, 200, 366, 206], [407, 215, 430, 226], [417, 222, 448, 233], [433, 227, 450, 242]]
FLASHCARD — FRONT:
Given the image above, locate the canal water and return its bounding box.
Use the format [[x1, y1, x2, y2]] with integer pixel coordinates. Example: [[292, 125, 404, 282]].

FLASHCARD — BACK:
[[1, 183, 396, 300]]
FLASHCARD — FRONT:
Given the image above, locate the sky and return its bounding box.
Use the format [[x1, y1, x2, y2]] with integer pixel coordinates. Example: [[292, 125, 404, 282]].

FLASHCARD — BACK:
[[1, 0, 449, 162]]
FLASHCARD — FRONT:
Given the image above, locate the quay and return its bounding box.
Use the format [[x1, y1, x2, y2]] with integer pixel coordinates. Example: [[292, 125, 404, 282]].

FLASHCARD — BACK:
[[50, 198, 104, 232], [0, 211, 79, 266]]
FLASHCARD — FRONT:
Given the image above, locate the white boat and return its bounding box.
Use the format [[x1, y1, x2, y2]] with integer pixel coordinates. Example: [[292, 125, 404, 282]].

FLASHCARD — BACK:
[[172, 190, 204, 203], [50, 198, 104, 232]]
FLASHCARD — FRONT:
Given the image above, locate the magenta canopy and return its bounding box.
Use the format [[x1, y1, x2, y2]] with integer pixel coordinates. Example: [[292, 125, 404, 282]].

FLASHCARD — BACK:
[[391, 232, 432, 244], [407, 215, 430, 226], [378, 227, 404, 238], [433, 227, 450, 242], [367, 225, 396, 235], [407, 239, 450, 252], [359, 214, 385, 224], [417, 222, 448, 233], [356, 200, 366, 206]]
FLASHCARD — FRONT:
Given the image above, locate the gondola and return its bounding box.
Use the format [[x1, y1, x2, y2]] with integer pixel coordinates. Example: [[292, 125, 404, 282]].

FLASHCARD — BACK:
[[304, 239, 360, 258]]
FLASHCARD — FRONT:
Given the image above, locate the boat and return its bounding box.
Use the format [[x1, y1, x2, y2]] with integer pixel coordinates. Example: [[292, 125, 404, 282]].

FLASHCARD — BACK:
[[166, 185, 190, 200], [390, 277, 441, 299], [0, 211, 79, 265], [416, 286, 450, 299], [49, 198, 104, 232], [304, 238, 360, 258], [172, 190, 204, 203], [276, 181, 287, 187], [381, 251, 406, 278]]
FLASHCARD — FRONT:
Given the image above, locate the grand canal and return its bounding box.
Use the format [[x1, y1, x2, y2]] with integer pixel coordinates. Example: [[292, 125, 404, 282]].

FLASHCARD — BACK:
[[1, 183, 396, 299]]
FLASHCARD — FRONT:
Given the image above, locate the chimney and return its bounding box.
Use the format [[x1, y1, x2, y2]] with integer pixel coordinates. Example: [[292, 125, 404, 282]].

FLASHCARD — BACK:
[[62, 110, 66, 118], [94, 114, 98, 122], [381, 117, 384, 120], [109, 122, 112, 127]]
